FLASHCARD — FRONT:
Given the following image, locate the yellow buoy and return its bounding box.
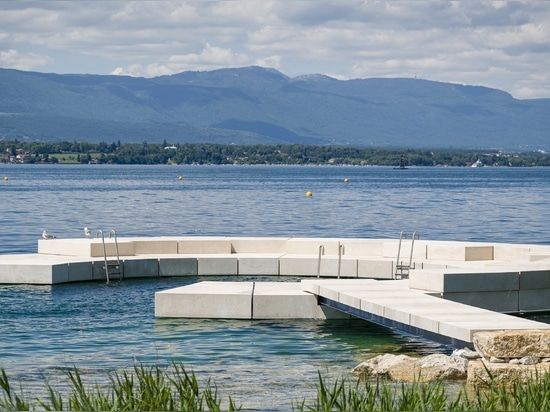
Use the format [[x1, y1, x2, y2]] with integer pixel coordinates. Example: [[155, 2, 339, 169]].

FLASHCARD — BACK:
[[3, 176, 8, 181], [178, 176, 183, 180], [305, 191, 313, 197], [344, 178, 349, 183]]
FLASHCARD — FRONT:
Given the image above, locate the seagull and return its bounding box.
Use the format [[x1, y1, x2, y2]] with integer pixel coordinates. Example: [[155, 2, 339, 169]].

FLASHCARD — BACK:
[[84, 227, 91, 237], [42, 230, 56, 240]]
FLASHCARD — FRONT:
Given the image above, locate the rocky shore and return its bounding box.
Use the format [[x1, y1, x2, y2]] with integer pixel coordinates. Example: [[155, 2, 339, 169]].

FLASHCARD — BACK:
[[353, 330, 550, 384]]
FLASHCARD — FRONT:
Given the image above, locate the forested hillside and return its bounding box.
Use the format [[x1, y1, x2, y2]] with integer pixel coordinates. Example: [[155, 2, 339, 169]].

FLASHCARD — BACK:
[[0, 67, 548, 150]]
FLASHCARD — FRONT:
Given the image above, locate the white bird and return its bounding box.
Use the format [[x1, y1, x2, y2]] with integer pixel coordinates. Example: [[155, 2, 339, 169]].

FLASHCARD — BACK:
[[42, 230, 56, 240], [84, 227, 91, 237]]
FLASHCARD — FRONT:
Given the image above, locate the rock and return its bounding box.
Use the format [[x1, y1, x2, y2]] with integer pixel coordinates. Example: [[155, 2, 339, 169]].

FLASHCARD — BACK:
[[519, 356, 540, 365], [352, 354, 414, 376], [353, 353, 467, 382], [453, 348, 481, 360], [489, 356, 506, 363], [473, 330, 550, 359], [467, 359, 550, 386]]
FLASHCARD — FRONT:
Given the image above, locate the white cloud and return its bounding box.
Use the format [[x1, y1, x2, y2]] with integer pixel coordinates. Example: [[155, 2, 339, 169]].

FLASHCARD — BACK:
[[0, 1, 549, 98], [0, 49, 53, 71]]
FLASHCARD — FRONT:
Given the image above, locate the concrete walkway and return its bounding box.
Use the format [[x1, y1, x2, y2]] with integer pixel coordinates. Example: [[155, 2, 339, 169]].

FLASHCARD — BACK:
[[155, 278, 550, 348]]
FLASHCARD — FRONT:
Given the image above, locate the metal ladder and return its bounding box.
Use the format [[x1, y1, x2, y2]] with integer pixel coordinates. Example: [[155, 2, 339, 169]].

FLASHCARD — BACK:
[[317, 242, 346, 278], [395, 231, 419, 279], [97, 229, 123, 284]]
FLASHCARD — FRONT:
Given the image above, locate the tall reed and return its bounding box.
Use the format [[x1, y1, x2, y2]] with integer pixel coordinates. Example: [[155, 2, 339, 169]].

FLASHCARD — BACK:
[[2, 362, 550, 411], [295, 368, 550, 411], [0, 363, 240, 411]]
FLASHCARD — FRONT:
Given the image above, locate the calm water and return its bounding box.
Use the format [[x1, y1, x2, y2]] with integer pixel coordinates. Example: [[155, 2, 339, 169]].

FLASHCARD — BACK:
[[2, 164, 550, 409]]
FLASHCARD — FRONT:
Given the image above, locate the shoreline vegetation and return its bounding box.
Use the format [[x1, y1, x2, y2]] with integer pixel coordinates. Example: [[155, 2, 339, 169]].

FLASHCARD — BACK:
[[2, 364, 550, 411], [2, 140, 550, 167]]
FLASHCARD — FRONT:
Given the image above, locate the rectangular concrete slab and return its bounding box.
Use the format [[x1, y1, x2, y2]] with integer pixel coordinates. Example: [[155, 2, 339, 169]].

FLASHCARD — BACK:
[[357, 259, 394, 279], [443, 291, 519, 313], [285, 238, 342, 255], [158, 257, 198, 276], [68, 261, 93, 282], [237, 254, 281, 275], [230, 237, 289, 254], [519, 289, 550, 312], [279, 255, 319, 276], [155, 281, 254, 318], [133, 239, 178, 255], [519, 269, 550, 290], [123, 258, 159, 278], [197, 256, 238, 275], [252, 282, 332, 319], [178, 238, 232, 254]]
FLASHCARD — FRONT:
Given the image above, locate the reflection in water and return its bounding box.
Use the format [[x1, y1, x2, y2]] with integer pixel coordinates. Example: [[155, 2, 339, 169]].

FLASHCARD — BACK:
[[1, 278, 451, 410]]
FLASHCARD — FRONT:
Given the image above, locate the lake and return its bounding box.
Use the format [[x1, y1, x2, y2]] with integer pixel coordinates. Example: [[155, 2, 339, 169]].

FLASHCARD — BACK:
[[1, 164, 550, 409]]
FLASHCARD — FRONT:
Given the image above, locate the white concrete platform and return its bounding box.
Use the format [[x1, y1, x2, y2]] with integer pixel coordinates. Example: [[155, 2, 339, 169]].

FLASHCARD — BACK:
[[300, 278, 550, 346], [5, 235, 550, 349], [154, 281, 348, 320], [154, 277, 550, 347]]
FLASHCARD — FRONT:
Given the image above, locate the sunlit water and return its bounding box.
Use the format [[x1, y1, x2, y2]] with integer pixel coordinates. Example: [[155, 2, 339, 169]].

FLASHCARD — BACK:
[[2, 164, 550, 409]]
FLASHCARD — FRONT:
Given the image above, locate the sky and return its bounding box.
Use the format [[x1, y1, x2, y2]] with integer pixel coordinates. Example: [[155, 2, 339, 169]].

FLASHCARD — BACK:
[[1, 1, 549, 99]]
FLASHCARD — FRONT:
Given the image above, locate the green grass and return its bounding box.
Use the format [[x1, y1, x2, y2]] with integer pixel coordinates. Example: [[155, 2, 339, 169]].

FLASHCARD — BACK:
[[2, 363, 550, 411], [0, 363, 240, 411], [295, 369, 550, 411], [48, 153, 102, 164]]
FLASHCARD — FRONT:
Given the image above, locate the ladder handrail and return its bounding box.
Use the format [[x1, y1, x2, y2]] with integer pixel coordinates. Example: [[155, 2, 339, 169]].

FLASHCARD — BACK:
[[395, 231, 420, 279], [96, 229, 122, 284], [317, 245, 325, 278], [337, 242, 345, 279]]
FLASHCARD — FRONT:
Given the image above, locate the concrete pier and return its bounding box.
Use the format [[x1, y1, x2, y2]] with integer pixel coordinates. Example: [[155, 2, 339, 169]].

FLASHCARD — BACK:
[[3, 236, 550, 347]]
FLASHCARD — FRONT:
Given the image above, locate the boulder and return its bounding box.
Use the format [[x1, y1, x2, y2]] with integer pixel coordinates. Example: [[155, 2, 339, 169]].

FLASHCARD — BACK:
[[352, 353, 467, 382], [467, 359, 550, 386], [352, 354, 414, 376], [473, 330, 550, 359]]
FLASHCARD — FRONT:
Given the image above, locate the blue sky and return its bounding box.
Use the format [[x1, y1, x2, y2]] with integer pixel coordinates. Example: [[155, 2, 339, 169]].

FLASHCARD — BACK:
[[1, 1, 549, 98]]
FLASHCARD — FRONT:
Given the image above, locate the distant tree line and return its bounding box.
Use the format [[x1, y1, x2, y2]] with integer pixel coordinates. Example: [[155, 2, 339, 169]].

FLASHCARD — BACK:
[[2, 139, 550, 167]]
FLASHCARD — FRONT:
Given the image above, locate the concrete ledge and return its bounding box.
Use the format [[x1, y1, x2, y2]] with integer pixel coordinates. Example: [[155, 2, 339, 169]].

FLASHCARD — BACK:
[[158, 257, 198, 276], [357, 258, 394, 279], [197, 256, 238, 275], [230, 237, 289, 254], [519, 289, 550, 312], [334, 239, 384, 256], [285, 238, 342, 255], [154, 280, 347, 320], [383, 240, 428, 260], [155, 281, 254, 318], [237, 254, 281, 275], [519, 269, 550, 289], [426, 243, 493, 261], [38, 238, 135, 257], [134, 239, 178, 255], [252, 282, 347, 319], [123, 258, 159, 278], [68, 261, 93, 282], [409, 270, 520, 293], [279, 255, 319, 276], [443, 290, 519, 313], [178, 238, 232, 254]]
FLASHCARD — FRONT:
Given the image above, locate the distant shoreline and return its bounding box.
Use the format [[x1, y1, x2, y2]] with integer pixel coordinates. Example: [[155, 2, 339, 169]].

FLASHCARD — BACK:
[[2, 141, 550, 167]]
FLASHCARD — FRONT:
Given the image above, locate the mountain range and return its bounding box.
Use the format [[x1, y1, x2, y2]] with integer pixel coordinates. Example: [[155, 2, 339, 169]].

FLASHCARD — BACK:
[[0, 66, 548, 150]]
